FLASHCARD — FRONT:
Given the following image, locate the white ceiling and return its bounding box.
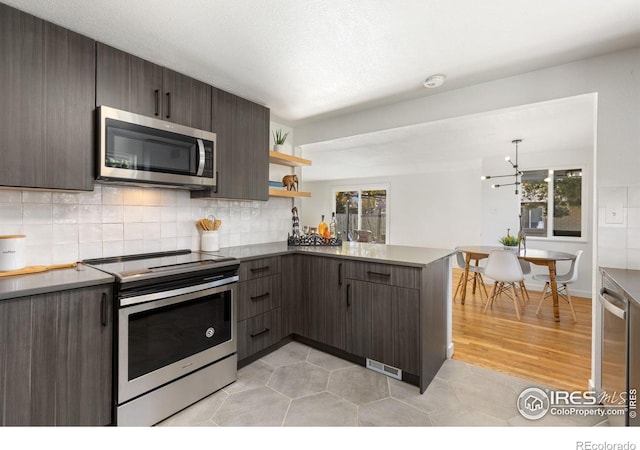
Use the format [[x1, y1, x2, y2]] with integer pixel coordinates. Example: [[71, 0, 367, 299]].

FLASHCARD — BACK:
[[4, 0, 640, 124], [300, 94, 596, 181]]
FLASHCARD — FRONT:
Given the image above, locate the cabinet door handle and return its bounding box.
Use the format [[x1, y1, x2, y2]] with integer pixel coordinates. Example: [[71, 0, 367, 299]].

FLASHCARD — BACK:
[[154, 89, 159, 116], [250, 292, 270, 301], [250, 328, 270, 338], [101, 292, 108, 327], [346, 283, 351, 307], [367, 270, 391, 278], [338, 263, 343, 285], [250, 266, 270, 273], [165, 92, 171, 119]]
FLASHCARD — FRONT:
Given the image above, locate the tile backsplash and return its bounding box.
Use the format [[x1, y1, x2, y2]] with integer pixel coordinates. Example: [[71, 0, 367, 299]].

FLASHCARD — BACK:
[[0, 184, 292, 266], [598, 185, 640, 269]]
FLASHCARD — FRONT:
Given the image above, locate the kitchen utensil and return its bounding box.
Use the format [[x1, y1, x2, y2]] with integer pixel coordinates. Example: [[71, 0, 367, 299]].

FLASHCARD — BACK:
[[197, 217, 215, 231], [0, 262, 77, 277]]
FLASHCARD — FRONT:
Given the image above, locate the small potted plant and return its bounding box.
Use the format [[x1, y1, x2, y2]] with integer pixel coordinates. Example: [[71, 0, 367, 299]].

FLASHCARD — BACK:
[[499, 229, 520, 250], [272, 129, 289, 152]]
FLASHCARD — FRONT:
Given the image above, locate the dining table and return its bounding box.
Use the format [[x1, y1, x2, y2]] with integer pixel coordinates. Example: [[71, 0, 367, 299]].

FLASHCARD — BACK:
[[456, 245, 576, 322]]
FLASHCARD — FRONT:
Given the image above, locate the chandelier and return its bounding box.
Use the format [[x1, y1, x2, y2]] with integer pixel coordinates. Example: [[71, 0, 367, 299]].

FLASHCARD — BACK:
[[481, 139, 523, 195]]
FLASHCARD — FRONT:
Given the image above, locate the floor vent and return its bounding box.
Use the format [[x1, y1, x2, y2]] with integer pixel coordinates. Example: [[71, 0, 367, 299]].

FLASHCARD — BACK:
[[366, 358, 402, 380]]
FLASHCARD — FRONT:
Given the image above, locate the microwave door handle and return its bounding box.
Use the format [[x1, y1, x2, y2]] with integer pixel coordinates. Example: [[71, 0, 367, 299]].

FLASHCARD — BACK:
[[196, 139, 205, 176]]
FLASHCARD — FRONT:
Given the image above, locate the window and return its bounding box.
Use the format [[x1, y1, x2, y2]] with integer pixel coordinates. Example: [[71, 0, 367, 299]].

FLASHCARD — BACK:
[[335, 187, 387, 243], [520, 168, 583, 238]]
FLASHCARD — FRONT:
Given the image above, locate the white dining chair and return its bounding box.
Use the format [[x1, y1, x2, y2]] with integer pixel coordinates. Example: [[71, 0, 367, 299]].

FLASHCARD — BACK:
[[533, 250, 583, 322], [453, 248, 488, 302], [482, 250, 525, 320]]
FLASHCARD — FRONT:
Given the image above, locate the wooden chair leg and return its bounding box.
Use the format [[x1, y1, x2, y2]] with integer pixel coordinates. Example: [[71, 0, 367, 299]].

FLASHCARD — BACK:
[[535, 282, 549, 316], [520, 281, 530, 303], [483, 282, 498, 314], [453, 271, 465, 301], [511, 284, 521, 320], [565, 284, 577, 323], [478, 273, 489, 299]]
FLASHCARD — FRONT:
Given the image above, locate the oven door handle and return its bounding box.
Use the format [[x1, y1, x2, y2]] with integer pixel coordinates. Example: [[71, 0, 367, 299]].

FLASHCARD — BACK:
[[599, 287, 626, 320], [120, 275, 239, 307]]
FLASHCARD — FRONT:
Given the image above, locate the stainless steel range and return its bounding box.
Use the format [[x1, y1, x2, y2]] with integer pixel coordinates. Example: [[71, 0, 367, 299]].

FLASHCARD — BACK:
[[84, 249, 239, 426]]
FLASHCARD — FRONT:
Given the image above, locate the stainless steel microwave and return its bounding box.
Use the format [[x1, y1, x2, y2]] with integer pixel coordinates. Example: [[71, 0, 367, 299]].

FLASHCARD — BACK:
[[97, 106, 216, 189]]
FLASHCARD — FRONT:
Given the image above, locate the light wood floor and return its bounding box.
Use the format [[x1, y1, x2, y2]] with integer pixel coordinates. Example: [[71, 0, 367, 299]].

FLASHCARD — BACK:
[[451, 268, 592, 392]]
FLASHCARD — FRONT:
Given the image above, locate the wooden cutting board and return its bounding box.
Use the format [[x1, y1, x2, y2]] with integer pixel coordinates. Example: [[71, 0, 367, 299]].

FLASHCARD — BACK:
[[0, 262, 78, 278]]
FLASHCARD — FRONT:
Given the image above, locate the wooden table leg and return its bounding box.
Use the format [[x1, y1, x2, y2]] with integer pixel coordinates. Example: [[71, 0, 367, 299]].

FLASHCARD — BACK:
[[461, 253, 472, 305], [547, 260, 560, 322], [472, 259, 478, 294]]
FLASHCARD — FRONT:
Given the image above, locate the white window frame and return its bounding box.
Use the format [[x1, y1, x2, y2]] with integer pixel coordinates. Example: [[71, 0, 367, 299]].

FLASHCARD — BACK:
[[333, 183, 390, 244], [521, 166, 588, 243]]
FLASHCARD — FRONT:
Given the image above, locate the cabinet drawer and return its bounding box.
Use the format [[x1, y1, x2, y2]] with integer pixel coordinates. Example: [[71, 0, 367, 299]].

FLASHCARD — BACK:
[[237, 308, 282, 361], [239, 257, 281, 281], [237, 275, 281, 321], [346, 261, 420, 289]]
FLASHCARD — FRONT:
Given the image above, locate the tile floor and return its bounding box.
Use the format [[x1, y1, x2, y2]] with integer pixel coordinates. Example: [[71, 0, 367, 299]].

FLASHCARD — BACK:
[[157, 341, 609, 427]]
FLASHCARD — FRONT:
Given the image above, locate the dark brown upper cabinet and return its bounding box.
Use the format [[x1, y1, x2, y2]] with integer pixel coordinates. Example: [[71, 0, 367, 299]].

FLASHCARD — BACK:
[[96, 43, 212, 131], [0, 3, 95, 191], [192, 87, 269, 201]]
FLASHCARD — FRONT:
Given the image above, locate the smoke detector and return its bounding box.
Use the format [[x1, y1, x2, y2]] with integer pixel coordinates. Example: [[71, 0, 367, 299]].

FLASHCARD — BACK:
[[423, 74, 446, 88]]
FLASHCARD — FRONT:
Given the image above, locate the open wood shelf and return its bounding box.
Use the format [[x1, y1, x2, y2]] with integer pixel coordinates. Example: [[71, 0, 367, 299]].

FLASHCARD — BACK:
[[269, 151, 311, 167], [268, 188, 312, 198]]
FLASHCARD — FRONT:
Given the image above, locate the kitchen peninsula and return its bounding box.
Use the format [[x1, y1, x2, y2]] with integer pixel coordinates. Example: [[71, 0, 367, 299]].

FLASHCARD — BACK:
[[215, 241, 453, 394], [0, 241, 452, 425]]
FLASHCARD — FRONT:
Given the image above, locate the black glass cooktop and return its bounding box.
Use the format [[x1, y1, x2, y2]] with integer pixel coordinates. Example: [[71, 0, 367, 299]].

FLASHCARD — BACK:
[[83, 249, 237, 281]]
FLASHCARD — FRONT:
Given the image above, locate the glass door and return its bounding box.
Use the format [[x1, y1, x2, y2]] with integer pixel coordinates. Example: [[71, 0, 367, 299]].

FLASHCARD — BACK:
[[335, 187, 388, 243]]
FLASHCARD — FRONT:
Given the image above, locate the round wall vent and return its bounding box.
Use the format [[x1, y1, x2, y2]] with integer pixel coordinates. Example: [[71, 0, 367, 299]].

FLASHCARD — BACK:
[[423, 74, 446, 88]]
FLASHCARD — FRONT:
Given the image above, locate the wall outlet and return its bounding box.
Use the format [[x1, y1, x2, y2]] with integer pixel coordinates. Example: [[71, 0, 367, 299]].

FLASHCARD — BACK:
[[605, 204, 624, 224]]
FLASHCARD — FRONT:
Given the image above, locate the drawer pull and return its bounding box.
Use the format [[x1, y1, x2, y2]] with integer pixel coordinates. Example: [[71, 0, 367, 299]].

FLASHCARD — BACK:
[[367, 270, 391, 278], [250, 328, 270, 338], [250, 266, 271, 273], [250, 292, 270, 301]]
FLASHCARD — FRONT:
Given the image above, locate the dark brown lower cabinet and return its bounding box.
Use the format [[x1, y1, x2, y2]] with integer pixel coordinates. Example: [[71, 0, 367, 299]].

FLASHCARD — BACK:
[[0, 284, 113, 426], [301, 256, 346, 350], [237, 308, 282, 360], [346, 280, 420, 375]]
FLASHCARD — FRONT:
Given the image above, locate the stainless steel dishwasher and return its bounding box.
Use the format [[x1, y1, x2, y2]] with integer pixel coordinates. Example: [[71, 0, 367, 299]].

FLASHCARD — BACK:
[[599, 268, 640, 426]]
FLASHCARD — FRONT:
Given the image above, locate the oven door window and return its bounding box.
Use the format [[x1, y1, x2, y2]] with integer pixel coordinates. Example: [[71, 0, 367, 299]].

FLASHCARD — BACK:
[[127, 291, 231, 381]]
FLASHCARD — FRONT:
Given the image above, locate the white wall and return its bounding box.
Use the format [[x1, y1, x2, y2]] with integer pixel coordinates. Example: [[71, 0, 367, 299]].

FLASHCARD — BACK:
[[301, 163, 482, 250], [295, 47, 640, 189], [0, 184, 292, 266]]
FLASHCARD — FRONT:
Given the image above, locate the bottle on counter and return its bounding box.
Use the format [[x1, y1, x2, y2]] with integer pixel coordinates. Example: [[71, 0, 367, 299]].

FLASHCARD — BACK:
[[329, 212, 337, 239], [318, 214, 328, 237]]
